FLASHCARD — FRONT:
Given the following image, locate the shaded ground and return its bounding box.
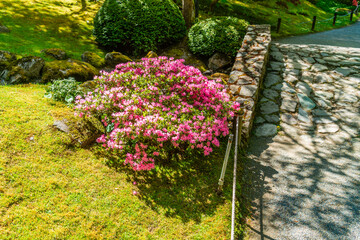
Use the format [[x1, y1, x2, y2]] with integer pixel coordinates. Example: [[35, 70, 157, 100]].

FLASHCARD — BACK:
[[246, 44, 360, 239]]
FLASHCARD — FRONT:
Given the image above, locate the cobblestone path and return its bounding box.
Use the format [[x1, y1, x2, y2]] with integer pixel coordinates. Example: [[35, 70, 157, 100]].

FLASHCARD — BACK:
[[246, 43, 360, 240]]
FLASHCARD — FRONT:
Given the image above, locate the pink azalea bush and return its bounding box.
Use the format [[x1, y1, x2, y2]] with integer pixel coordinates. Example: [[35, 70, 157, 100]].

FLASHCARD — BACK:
[[75, 57, 240, 171]]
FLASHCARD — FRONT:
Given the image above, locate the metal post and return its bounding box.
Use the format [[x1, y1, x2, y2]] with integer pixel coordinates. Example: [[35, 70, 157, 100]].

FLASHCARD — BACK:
[[276, 18, 281, 33], [333, 12, 337, 26], [230, 116, 240, 240], [350, 10, 354, 21], [311, 16, 316, 31], [217, 134, 234, 192]]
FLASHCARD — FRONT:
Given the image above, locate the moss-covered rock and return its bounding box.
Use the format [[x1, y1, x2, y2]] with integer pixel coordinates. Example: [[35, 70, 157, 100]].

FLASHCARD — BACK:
[[2, 56, 45, 84], [42, 48, 67, 60], [0, 50, 17, 71], [42, 59, 99, 83], [161, 47, 207, 72], [53, 115, 105, 148], [145, 51, 158, 58], [105, 52, 132, 68], [81, 51, 105, 69], [80, 80, 98, 93]]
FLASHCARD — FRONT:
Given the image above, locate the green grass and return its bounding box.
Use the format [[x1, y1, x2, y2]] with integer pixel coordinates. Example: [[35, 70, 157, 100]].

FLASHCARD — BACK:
[[0, 0, 105, 60], [200, 0, 359, 38], [0, 84, 243, 239]]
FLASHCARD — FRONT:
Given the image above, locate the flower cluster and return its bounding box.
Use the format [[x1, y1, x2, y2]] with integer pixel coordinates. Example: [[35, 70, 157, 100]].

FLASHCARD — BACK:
[[75, 57, 240, 171]]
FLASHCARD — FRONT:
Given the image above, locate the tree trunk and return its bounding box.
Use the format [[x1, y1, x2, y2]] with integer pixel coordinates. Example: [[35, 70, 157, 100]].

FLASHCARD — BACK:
[[182, 0, 195, 29], [209, 0, 219, 12], [81, 0, 87, 10]]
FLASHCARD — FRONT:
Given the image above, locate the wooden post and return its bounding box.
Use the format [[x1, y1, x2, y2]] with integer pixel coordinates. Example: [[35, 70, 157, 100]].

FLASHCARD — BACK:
[[276, 18, 282, 33], [350, 10, 354, 21], [311, 16, 317, 31], [333, 12, 337, 26], [195, 0, 199, 18]]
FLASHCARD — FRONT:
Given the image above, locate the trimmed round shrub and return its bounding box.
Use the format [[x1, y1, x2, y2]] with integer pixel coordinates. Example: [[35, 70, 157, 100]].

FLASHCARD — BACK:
[[188, 16, 249, 57], [93, 0, 186, 55], [75, 57, 240, 171]]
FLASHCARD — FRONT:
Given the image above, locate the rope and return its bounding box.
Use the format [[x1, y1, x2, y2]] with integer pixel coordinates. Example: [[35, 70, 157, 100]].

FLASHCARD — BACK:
[[230, 116, 240, 240]]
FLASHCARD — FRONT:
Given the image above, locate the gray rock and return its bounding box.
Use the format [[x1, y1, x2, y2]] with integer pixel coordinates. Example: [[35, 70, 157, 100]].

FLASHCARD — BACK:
[[240, 85, 257, 97], [317, 124, 340, 133], [263, 89, 279, 100], [229, 85, 240, 94], [264, 74, 282, 88], [270, 62, 284, 71], [281, 99, 297, 112], [334, 67, 351, 77], [4, 56, 45, 84], [208, 53, 231, 71], [298, 108, 311, 123], [314, 91, 333, 100], [298, 93, 316, 110], [53, 120, 70, 133], [315, 73, 333, 83], [284, 68, 300, 76], [261, 101, 279, 114], [254, 116, 266, 124], [264, 114, 280, 123], [316, 58, 327, 64], [296, 82, 312, 96], [281, 113, 298, 125], [271, 83, 283, 91], [315, 98, 332, 109], [270, 52, 284, 62], [314, 117, 337, 124], [338, 60, 360, 66], [311, 63, 328, 72], [323, 56, 341, 62], [282, 82, 296, 93], [254, 123, 277, 137], [313, 109, 331, 117], [284, 74, 298, 83], [301, 72, 316, 82], [304, 57, 315, 64]]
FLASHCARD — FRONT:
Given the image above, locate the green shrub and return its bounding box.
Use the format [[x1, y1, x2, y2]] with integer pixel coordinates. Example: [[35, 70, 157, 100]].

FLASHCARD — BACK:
[[44, 78, 84, 105], [188, 16, 249, 57], [93, 0, 186, 56]]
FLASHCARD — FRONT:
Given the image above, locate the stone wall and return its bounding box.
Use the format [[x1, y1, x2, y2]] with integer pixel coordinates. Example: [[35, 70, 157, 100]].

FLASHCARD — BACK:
[[228, 25, 271, 145]]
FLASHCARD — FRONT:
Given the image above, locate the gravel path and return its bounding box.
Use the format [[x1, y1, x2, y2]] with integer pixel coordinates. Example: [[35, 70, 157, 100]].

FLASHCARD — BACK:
[[275, 21, 360, 48], [246, 43, 360, 239]]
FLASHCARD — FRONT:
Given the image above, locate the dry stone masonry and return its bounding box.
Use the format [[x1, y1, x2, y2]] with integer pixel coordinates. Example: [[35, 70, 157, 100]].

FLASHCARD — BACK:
[[254, 43, 360, 140], [228, 25, 271, 143]]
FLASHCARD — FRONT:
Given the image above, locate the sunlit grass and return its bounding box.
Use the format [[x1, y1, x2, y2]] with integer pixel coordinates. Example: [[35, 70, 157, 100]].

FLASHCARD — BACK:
[[0, 0, 105, 60], [0, 84, 239, 239]]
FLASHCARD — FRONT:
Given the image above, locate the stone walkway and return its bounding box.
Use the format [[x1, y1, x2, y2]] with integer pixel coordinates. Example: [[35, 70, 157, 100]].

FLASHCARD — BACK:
[[246, 43, 360, 239]]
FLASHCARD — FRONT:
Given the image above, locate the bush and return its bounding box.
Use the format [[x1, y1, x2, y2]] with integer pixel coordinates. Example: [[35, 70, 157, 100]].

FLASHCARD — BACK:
[[44, 78, 84, 104], [75, 57, 240, 171], [188, 16, 249, 57], [93, 0, 186, 56]]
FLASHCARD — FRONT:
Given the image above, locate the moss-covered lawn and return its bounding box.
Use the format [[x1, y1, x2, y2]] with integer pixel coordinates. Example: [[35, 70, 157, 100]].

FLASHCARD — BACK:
[[0, 84, 241, 239]]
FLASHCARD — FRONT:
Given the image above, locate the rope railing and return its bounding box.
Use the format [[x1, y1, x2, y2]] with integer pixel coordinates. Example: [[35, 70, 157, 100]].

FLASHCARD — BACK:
[[276, 9, 356, 33]]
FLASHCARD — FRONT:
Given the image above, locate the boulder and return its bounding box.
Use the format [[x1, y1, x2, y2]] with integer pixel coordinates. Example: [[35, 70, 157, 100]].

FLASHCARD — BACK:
[[208, 53, 232, 71], [0, 22, 10, 33], [105, 52, 132, 68], [208, 73, 230, 83], [145, 51, 158, 58], [0, 50, 17, 71], [80, 80, 98, 93], [53, 115, 105, 148], [42, 59, 99, 83], [2, 56, 45, 84], [81, 51, 105, 68], [161, 47, 207, 72], [42, 48, 67, 60]]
